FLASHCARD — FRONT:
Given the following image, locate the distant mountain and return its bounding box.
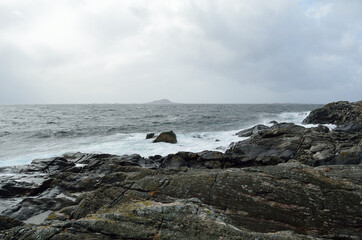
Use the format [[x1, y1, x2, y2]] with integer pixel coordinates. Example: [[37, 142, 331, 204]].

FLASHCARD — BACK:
[[146, 99, 178, 105]]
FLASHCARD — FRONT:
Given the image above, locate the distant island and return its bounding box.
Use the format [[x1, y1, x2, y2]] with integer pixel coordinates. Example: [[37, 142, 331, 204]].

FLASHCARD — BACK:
[[146, 99, 178, 105]]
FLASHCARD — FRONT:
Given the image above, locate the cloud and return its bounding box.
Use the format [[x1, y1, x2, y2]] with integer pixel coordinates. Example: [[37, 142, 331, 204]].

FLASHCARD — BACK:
[[0, 0, 361, 104]]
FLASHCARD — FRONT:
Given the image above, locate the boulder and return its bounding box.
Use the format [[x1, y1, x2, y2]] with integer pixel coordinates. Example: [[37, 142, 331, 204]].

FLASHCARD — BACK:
[[153, 131, 177, 144], [145, 133, 155, 139]]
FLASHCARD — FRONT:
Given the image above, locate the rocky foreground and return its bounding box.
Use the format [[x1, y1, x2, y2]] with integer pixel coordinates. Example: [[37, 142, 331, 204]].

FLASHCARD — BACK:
[[0, 101, 361, 240]]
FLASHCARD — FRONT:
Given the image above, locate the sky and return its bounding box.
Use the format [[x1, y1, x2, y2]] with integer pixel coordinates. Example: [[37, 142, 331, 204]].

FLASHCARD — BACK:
[[0, 0, 361, 104]]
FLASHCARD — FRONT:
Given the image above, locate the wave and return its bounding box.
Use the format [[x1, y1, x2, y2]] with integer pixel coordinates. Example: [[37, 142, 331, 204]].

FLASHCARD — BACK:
[[258, 111, 311, 126], [0, 104, 322, 167], [0, 130, 241, 167], [0, 131, 12, 137], [30, 130, 80, 139]]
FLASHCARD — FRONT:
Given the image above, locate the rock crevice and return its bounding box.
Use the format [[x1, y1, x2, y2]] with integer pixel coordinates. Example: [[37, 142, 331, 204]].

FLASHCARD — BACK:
[[0, 101, 361, 239]]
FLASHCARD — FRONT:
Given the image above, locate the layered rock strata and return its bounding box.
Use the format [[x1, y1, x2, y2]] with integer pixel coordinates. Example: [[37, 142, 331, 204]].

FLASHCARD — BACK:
[[0, 101, 361, 239]]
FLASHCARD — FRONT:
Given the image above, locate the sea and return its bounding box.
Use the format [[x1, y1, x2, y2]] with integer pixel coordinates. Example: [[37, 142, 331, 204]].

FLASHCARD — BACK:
[[0, 104, 323, 167]]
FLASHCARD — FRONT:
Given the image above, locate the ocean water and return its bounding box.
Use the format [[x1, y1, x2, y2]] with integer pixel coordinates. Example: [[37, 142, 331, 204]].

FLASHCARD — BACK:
[[0, 104, 322, 167]]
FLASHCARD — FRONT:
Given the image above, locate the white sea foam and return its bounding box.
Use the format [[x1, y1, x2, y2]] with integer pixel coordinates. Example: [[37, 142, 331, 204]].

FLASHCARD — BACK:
[[262, 111, 310, 125], [0, 105, 323, 167], [0, 130, 241, 167]]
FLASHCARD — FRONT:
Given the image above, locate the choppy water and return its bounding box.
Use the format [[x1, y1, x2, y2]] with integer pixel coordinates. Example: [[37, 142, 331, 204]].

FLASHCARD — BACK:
[[0, 104, 321, 166]]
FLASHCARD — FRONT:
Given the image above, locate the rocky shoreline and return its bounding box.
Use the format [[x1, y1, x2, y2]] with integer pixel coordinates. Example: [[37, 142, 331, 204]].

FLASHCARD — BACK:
[[0, 101, 361, 240]]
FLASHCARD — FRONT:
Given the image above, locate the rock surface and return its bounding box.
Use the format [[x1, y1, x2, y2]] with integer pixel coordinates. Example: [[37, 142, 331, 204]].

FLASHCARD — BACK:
[[0, 216, 24, 231], [302, 100, 362, 132], [146, 133, 155, 139], [153, 131, 178, 144], [236, 124, 270, 137], [227, 122, 361, 167], [0, 101, 361, 239]]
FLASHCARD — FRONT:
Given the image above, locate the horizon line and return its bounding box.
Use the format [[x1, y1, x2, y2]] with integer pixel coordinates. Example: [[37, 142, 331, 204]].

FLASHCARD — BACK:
[[0, 101, 331, 106]]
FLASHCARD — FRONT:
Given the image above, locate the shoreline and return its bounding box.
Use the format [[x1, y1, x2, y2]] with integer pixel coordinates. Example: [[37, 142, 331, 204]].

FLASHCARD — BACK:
[[0, 101, 361, 239], [0, 122, 336, 168]]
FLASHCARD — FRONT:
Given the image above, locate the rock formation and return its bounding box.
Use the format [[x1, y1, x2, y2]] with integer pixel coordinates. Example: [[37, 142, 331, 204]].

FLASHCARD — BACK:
[[153, 131, 178, 144], [0, 101, 361, 239], [303, 100, 362, 132]]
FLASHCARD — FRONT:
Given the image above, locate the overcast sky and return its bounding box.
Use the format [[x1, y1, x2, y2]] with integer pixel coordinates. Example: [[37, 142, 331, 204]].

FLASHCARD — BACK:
[[0, 0, 361, 104]]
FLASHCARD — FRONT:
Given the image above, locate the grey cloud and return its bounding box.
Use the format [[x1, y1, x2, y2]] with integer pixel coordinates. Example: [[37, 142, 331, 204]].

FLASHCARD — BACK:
[[0, 0, 361, 104]]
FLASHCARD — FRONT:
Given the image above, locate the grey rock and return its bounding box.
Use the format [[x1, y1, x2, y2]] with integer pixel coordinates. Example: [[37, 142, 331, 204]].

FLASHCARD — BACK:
[[0, 215, 24, 231], [146, 133, 155, 139], [236, 124, 270, 137], [1, 101, 361, 239], [303, 100, 362, 132], [227, 122, 361, 167], [1, 153, 361, 239], [161, 155, 187, 168], [153, 131, 178, 143]]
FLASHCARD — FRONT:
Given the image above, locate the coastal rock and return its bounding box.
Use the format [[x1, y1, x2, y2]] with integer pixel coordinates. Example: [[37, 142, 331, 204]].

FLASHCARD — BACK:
[[226, 122, 361, 166], [1, 199, 318, 240], [0, 215, 24, 231], [302, 100, 362, 132], [161, 151, 229, 169], [146, 133, 155, 139], [30, 157, 76, 172], [161, 155, 187, 168], [153, 131, 177, 144], [0, 152, 361, 239], [236, 124, 270, 137], [1, 101, 362, 239], [68, 198, 256, 239]]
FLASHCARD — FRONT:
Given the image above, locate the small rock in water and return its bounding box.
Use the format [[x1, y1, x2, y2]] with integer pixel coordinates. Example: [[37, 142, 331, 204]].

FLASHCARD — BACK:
[[146, 133, 155, 139], [153, 131, 177, 144]]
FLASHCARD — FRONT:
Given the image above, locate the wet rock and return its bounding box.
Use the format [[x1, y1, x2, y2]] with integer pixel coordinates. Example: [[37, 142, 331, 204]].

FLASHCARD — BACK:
[[161, 155, 187, 168], [227, 122, 361, 167], [311, 125, 330, 133], [0, 181, 35, 198], [0, 215, 24, 231], [334, 146, 362, 165], [2, 191, 76, 221], [0, 225, 63, 240], [0, 101, 361, 239], [303, 100, 362, 132], [336, 120, 362, 132], [0, 153, 361, 239], [1, 199, 317, 240], [153, 131, 177, 143], [236, 124, 270, 137], [146, 133, 155, 139], [71, 198, 248, 239], [30, 157, 76, 172], [135, 165, 361, 238]]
